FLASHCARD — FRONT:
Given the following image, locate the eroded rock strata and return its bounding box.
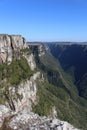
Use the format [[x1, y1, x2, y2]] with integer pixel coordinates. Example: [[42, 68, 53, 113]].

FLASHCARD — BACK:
[[0, 35, 80, 130]]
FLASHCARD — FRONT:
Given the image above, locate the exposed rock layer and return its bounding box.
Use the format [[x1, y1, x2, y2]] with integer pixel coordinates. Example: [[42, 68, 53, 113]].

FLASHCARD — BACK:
[[9, 111, 79, 130], [8, 72, 40, 112], [0, 34, 27, 64], [0, 35, 80, 130]]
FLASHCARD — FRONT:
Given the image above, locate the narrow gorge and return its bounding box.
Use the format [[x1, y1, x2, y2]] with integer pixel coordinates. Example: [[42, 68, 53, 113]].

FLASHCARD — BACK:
[[0, 34, 86, 130]]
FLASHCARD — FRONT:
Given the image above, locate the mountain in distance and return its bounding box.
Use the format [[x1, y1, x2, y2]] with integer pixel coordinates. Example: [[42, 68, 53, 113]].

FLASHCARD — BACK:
[[48, 43, 87, 100], [29, 43, 87, 130], [0, 35, 87, 130]]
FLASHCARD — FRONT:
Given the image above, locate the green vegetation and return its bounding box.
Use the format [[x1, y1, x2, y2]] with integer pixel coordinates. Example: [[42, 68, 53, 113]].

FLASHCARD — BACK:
[[31, 46, 87, 130], [77, 73, 87, 100], [33, 78, 87, 129], [21, 48, 32, 55], [49, 44, 87, 100], [0, 57, 33, 85], [33, 81, 53, 116], [0, 57, 34, 104], [0, 44, 86, 129]]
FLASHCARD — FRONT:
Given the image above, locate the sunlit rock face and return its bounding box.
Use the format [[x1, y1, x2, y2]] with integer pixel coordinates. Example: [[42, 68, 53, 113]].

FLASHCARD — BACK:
[[0, 36, 80, 130], [0, 34, 27, 64], [23, 53, 36, 70], [38, 44, 49, 57], [8, 110, 79, 130], [0, 105, 12, 128], [0, 72, 40, 128], [8, 72, 40, 113], [0, 105, 80, 130]]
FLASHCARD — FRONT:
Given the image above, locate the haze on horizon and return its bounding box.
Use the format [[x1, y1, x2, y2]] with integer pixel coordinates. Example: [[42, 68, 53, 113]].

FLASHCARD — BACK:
[[0, 0, 87, 42]]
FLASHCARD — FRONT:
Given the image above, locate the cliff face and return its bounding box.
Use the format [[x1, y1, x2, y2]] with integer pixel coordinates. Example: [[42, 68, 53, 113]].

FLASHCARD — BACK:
[[0, 36, 80, 130], [23, 53, 36, 70], [0, 72, 40, 129], [48, 44, 87, 100], [0, 34, 27, 64], [8, 72, 40, 113]]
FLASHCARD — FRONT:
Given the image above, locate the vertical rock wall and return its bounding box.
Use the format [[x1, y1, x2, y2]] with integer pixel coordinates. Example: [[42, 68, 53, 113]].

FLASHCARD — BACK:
[[0, 34, 27, 64]]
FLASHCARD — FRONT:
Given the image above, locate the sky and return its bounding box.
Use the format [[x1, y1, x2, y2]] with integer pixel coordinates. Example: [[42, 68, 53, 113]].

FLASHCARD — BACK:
[[0, 0, 87, 42]]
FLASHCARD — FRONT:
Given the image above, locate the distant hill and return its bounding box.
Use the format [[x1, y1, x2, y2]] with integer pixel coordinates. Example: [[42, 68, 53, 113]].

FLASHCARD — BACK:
[[48, 43, 87, 100], [30, 44, 87, 130], [0, 36, 87, 130]]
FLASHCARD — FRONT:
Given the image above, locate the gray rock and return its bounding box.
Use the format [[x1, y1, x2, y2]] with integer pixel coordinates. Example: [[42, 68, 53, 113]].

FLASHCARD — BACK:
[[8, 72, 40, 112], [8, 110, 79, 130], [0, 35, 80, 130], [0, 34, 27, 64], [23, 53, 36, 70], [0, 105, 12, 127]]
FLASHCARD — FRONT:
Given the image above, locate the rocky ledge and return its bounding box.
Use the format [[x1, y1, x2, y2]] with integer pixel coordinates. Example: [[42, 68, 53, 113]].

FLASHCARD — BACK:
[[9, 109, 79, 130], [0, 106, 79, 130], [0, 35, 80, 130], [0, 34, 27, 64]]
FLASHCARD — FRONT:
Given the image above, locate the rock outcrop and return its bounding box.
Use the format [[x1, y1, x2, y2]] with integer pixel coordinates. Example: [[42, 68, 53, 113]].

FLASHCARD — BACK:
[[0, 71, 40, 128], [8, 72, 40, 113], [23, 53, 36, 70], [0, 34, 27, 64], [0, 107, 79, 130], [28, 43, 48, 57], [0, 105, 12, 127], [0, 105, 79, 130], [0, 35, 80, 130]]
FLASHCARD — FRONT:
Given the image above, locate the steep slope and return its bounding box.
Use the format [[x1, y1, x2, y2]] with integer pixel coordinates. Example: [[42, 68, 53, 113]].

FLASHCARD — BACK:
[[29, 44, 87, 130], [0, 34, 27, 64], [49, 43, 87, 100], [0, 35, 80, 130], [0, 34, 39, 129]]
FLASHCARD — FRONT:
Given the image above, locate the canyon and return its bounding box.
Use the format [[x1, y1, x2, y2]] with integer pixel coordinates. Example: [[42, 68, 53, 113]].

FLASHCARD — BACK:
[[0, 35, 87, 130]]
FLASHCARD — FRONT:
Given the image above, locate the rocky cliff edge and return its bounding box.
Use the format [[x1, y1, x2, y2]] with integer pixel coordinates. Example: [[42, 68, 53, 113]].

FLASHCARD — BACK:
[[0, 34, 27, 64], [0, 35, 80, 130]]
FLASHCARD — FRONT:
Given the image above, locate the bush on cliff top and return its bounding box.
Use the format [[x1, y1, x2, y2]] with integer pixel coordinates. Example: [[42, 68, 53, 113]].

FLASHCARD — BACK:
[[0, 57, 34, 86]]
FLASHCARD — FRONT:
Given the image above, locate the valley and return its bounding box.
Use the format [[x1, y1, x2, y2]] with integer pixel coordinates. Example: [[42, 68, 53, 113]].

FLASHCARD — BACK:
[[0, 35, 87, 130]]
